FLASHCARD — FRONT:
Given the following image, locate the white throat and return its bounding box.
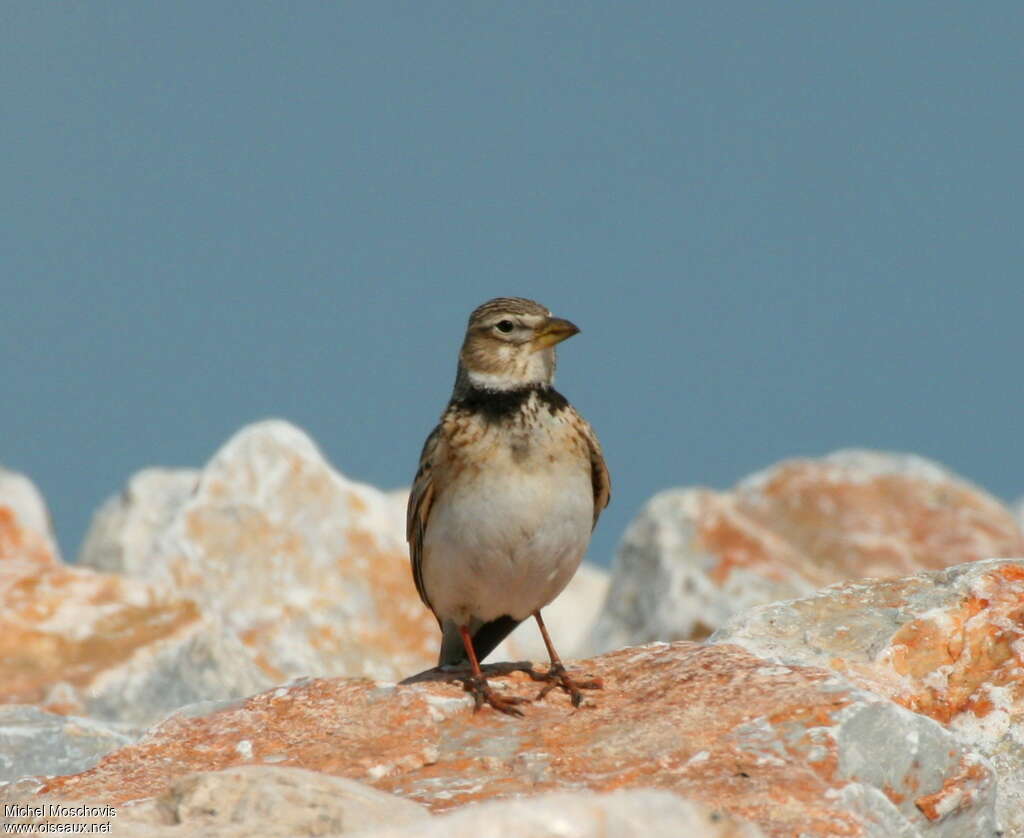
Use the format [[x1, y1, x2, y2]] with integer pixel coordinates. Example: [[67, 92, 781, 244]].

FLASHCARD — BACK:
[[466, 368, 543, 391], [464, 345, 556, 392]]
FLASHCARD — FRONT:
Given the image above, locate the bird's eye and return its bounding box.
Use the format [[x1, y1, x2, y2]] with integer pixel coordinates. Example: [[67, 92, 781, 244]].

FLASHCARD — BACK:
[[496, 320, 515, 333]]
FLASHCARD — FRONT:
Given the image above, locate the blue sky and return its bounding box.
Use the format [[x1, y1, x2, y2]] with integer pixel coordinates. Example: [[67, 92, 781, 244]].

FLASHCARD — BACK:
[[3, 3, 1023, 566]]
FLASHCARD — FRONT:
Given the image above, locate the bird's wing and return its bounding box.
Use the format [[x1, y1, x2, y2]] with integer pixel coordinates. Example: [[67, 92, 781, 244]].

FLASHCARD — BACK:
[[577, 411, 611, 530], [407, 423, 441, 622]]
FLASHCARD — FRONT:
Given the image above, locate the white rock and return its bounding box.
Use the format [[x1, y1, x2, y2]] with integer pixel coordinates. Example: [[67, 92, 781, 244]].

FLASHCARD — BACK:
[[78, 420, 439, 684], [583, 488, 816, 654], [355, 789, 766, 838], [158, 766, 429, 834], [2, 766, 428, 837], [586, 450, 1023, 654], [78, 468, 199, 573], [0, 467, 61, 562]]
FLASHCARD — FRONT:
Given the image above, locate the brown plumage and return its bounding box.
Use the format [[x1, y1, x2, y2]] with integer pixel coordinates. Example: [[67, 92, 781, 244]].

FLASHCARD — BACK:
[[407, 297, 609, 715]]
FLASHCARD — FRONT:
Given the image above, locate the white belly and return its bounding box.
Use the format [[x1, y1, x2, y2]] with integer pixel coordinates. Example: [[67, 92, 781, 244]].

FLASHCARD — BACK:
[[421, 460, 593, 625]]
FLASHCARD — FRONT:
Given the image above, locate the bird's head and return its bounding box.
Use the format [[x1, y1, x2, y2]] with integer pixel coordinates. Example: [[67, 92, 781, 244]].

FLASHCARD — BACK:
[[456, 297, 580, 392]]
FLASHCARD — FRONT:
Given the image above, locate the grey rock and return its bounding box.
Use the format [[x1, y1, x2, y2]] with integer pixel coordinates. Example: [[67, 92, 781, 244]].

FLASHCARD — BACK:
[[81, 617, 273, 725], [712, 558, 1024, 837], [0, 706, 140, 782]]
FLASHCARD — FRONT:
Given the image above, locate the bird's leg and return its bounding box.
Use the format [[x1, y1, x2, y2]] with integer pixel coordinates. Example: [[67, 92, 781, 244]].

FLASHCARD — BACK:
[[458, 625, 529, 717], [527, 610, 603, 707]]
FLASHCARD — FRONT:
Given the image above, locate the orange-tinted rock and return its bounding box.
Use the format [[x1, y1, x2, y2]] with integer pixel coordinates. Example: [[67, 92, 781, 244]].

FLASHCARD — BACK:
[[589, 450, 1024, 650], [0, 468, 61, 568], [78, 421, 439, 683], [34, 643, 996, 837], [0, 471, 268, 724], [77, 421, 609, 684], [713, 558, 1024, 836]]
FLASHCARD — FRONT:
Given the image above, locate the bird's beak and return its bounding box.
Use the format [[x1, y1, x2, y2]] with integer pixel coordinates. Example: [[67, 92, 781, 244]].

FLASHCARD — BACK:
[[532, 317, 580, 351]]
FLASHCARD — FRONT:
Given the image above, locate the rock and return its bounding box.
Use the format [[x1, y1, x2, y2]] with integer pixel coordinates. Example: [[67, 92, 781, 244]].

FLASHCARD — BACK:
[[2, 766, 428, 837], [0, 706, 140, 782], [156, 766, 427, 835], [364, 789, 767, 838], [32, 642, 997, 837], [78, 420, 439, 683], [0, 787, 762, 838], [712, 558, 1024, 837], [588, 450, 1024, 651], [78, 468, 199, 574], [0, 466, 61, 566], [0, 471, 271, 725]]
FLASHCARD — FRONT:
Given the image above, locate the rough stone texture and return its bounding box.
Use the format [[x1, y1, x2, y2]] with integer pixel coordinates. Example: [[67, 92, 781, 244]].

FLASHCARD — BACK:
[[0, 706, 140, 782], [588, 450, 1024, 651], [78, 420, 439, 683], [0, 785, 759, 838], [363, 789, 767, 838], [0, 467, 61, 564], [713, 558, 1024, 837], [32, 643, 997, 837], [78, 467, 200, 574], [2, 766, 428, 836], [0, 470, 270, 725]]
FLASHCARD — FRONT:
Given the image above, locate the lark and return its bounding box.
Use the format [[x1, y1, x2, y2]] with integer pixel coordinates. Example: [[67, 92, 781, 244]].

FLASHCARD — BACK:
[[407, 297, 610, 715]]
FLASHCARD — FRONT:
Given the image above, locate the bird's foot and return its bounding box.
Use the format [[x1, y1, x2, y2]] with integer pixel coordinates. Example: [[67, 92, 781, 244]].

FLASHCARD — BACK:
[[527, 662, 603, 707], [462, 674, 530, 717]]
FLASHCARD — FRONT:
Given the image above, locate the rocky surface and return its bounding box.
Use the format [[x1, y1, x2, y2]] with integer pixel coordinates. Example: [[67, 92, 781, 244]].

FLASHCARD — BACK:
[[3, 424, 604, 730], [77, 420, 439, 683], [29, 642, 997, 837], [77, 467, 200, 576], [361, 789, 767, 838], [2, 765, 429, 837], [0, 468, 61, 564], [0, 467, 267, 724], [588, 450, 1024, 651], [713, 558, 1024, 837], [1, 782, 763, 838], [0, 706, 140, 782], [7, 441, 1024, 836]]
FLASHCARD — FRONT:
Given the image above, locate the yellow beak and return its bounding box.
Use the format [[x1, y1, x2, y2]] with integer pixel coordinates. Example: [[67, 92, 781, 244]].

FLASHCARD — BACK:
[[532, 316, 580, 351]]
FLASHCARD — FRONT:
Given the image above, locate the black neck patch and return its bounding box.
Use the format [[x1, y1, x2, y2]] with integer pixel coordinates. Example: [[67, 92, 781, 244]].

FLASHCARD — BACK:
[[452, 384, 568, 423]]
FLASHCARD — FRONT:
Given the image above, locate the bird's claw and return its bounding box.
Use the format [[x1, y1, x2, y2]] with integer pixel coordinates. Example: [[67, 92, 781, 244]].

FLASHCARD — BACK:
[[527, 662, 603, 707], [463, 675, 529, 717]]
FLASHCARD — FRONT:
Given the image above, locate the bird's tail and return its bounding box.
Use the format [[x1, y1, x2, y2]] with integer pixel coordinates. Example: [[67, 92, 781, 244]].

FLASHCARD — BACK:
[[438, 615, 521, 667]]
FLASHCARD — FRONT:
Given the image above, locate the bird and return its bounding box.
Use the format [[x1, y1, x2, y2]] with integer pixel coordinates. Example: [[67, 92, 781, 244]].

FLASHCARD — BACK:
[[406, 296, 610, 715]]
